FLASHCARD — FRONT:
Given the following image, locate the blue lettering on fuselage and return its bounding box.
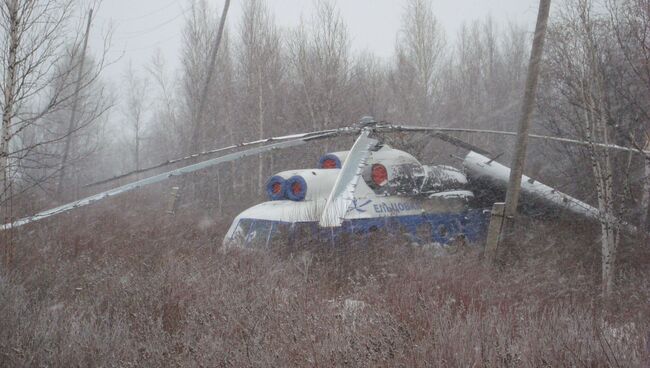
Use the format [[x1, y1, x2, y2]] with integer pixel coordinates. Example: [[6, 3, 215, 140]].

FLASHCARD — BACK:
[[373, 201, 421, 214]]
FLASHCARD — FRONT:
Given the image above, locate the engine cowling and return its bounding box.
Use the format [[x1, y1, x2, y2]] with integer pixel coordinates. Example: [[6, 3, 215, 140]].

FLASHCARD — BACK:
[[360, 145, 467, 196], [318, 152, 349, 169], [420, 165, 468, 193], [268, 169, 340, 201]]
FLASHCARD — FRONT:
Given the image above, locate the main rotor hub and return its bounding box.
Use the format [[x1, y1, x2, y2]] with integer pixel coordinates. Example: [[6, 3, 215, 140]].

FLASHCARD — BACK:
[[356, 116, 377, 128]]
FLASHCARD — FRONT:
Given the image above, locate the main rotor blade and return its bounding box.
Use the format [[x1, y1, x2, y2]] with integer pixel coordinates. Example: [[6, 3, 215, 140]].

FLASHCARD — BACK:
[[2, 130, 352, 231], [85, 128, 345, 188], [382, 125, 493, 156], [464, 151, 635, 232], [319, 129, 378, 227], [394, 125, 649, 155]]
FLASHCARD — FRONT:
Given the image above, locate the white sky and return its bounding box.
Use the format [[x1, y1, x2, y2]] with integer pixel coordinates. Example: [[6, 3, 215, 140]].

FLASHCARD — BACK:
[[88, 0, 540, 85]]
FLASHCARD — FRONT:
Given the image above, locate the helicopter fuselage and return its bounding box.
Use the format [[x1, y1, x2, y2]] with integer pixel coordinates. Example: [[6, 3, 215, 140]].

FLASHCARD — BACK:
[[223, 198, 489, 248], [223, 147, 491, 248]]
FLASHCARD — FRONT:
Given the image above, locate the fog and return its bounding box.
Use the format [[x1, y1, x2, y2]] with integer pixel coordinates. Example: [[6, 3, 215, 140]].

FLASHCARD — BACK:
[[95, 0, 539, 81], [0, 0, 648, 366]]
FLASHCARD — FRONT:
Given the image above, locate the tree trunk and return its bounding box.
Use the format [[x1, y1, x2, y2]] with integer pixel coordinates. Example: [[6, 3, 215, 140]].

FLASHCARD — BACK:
[[583, 79, 619, 297], [57, 9, 93, 198], [135, 127, 140, 171], [1, 0, 19, 270], [1, 0, 19, 204], [257, 67, 265, 195]]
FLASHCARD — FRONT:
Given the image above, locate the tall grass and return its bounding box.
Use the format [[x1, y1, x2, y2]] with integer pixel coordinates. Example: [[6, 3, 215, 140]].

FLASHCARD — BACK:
[[0, 194, 648, 367]]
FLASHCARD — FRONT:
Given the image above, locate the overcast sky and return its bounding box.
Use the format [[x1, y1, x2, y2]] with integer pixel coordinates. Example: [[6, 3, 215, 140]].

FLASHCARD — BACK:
[[90, 0, 540, 84]]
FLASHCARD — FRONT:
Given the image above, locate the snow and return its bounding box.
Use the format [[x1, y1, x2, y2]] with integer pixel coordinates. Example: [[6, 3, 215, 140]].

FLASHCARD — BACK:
[[428, 190, 474, 200]]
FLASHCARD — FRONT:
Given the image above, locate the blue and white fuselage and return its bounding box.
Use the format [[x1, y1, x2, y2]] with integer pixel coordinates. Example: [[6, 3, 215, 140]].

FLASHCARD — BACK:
[[224, 145, 490, 248]]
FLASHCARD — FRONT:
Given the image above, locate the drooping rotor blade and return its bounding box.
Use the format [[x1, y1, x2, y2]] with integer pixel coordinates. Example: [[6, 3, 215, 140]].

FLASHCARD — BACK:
[[464, 151, 635, 231], [319, 129, 378, 227], [396, 125, 649, 156], [382, 125, 493, 156], [85, 128, 345, 188], [464, 151, 600, 218], [2, 130, 354, 231]]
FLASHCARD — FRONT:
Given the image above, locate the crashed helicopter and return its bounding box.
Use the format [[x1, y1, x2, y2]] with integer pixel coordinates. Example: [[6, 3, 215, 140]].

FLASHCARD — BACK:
[[1, 118, 634, 248]]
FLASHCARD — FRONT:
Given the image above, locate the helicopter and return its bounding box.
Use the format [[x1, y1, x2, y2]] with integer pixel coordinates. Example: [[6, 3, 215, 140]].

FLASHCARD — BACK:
[[1, 117, 635, 248], [224, 134, 487, 248], [222, 119, 608, 248]]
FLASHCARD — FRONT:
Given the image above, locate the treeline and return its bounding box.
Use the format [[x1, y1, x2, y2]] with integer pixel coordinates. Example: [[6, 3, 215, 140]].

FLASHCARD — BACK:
[[114, 0, 531, 205]]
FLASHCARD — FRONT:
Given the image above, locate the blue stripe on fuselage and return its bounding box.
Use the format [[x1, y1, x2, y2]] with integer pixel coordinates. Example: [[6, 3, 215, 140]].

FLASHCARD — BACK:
[[232, 208, 491, 247], [340, 208, 489, 244]]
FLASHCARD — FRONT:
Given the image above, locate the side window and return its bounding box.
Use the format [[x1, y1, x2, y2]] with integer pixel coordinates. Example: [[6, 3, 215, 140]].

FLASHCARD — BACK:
[[246, 221, 273, 248], [269, 222, 291, 247]]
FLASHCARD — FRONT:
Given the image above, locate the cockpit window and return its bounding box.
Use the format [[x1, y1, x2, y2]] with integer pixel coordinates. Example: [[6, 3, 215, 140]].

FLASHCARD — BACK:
[[228, 219, 252, 245], [269, 222, 291, 245], [228, 219, 291, 248], [246, 220, 273, 248]]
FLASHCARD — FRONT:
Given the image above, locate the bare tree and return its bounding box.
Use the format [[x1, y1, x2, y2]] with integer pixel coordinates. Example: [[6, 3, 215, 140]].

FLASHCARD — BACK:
[[19, 48, 112, 198], [350, 52, 389, 119], [395, 0, 445, 122], [122, 63, 148, 172], [1, 0, 73, 207], [541, 0, 628, 296], [606, 0, 650, 240], [56, 7, 92, 197], [289, 0, 351, 130], [145, 51, 181, 164], [0, 0, 115, 269], [237, 0, 283, 193], [0, 0, 111, 204]]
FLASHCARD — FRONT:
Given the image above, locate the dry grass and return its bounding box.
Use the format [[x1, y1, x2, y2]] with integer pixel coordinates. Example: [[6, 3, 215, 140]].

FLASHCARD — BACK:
[[0, 194, 649, 367]]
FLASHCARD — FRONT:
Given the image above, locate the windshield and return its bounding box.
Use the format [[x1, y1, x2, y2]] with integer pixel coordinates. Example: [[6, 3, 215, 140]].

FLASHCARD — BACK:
[[226, 219, 321, 248], [227, 219, 285, 248]]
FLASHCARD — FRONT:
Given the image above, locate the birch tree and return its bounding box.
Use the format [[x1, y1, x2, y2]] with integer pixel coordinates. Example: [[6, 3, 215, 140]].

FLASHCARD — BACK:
[[146, 52, 180, 164], [606, 0, 650, 240], [289, 0, 351, 130], [123, 63, 148, 172], [0, 0, 114, 269], [237, 0, 283, 193], [350, 52, 389, 119], [17, 48, 111, 199], [0, 0, 111, 202], [394, 0, 445, 122], [1, 0, 74, 206], [541, 0, 626, 295]]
